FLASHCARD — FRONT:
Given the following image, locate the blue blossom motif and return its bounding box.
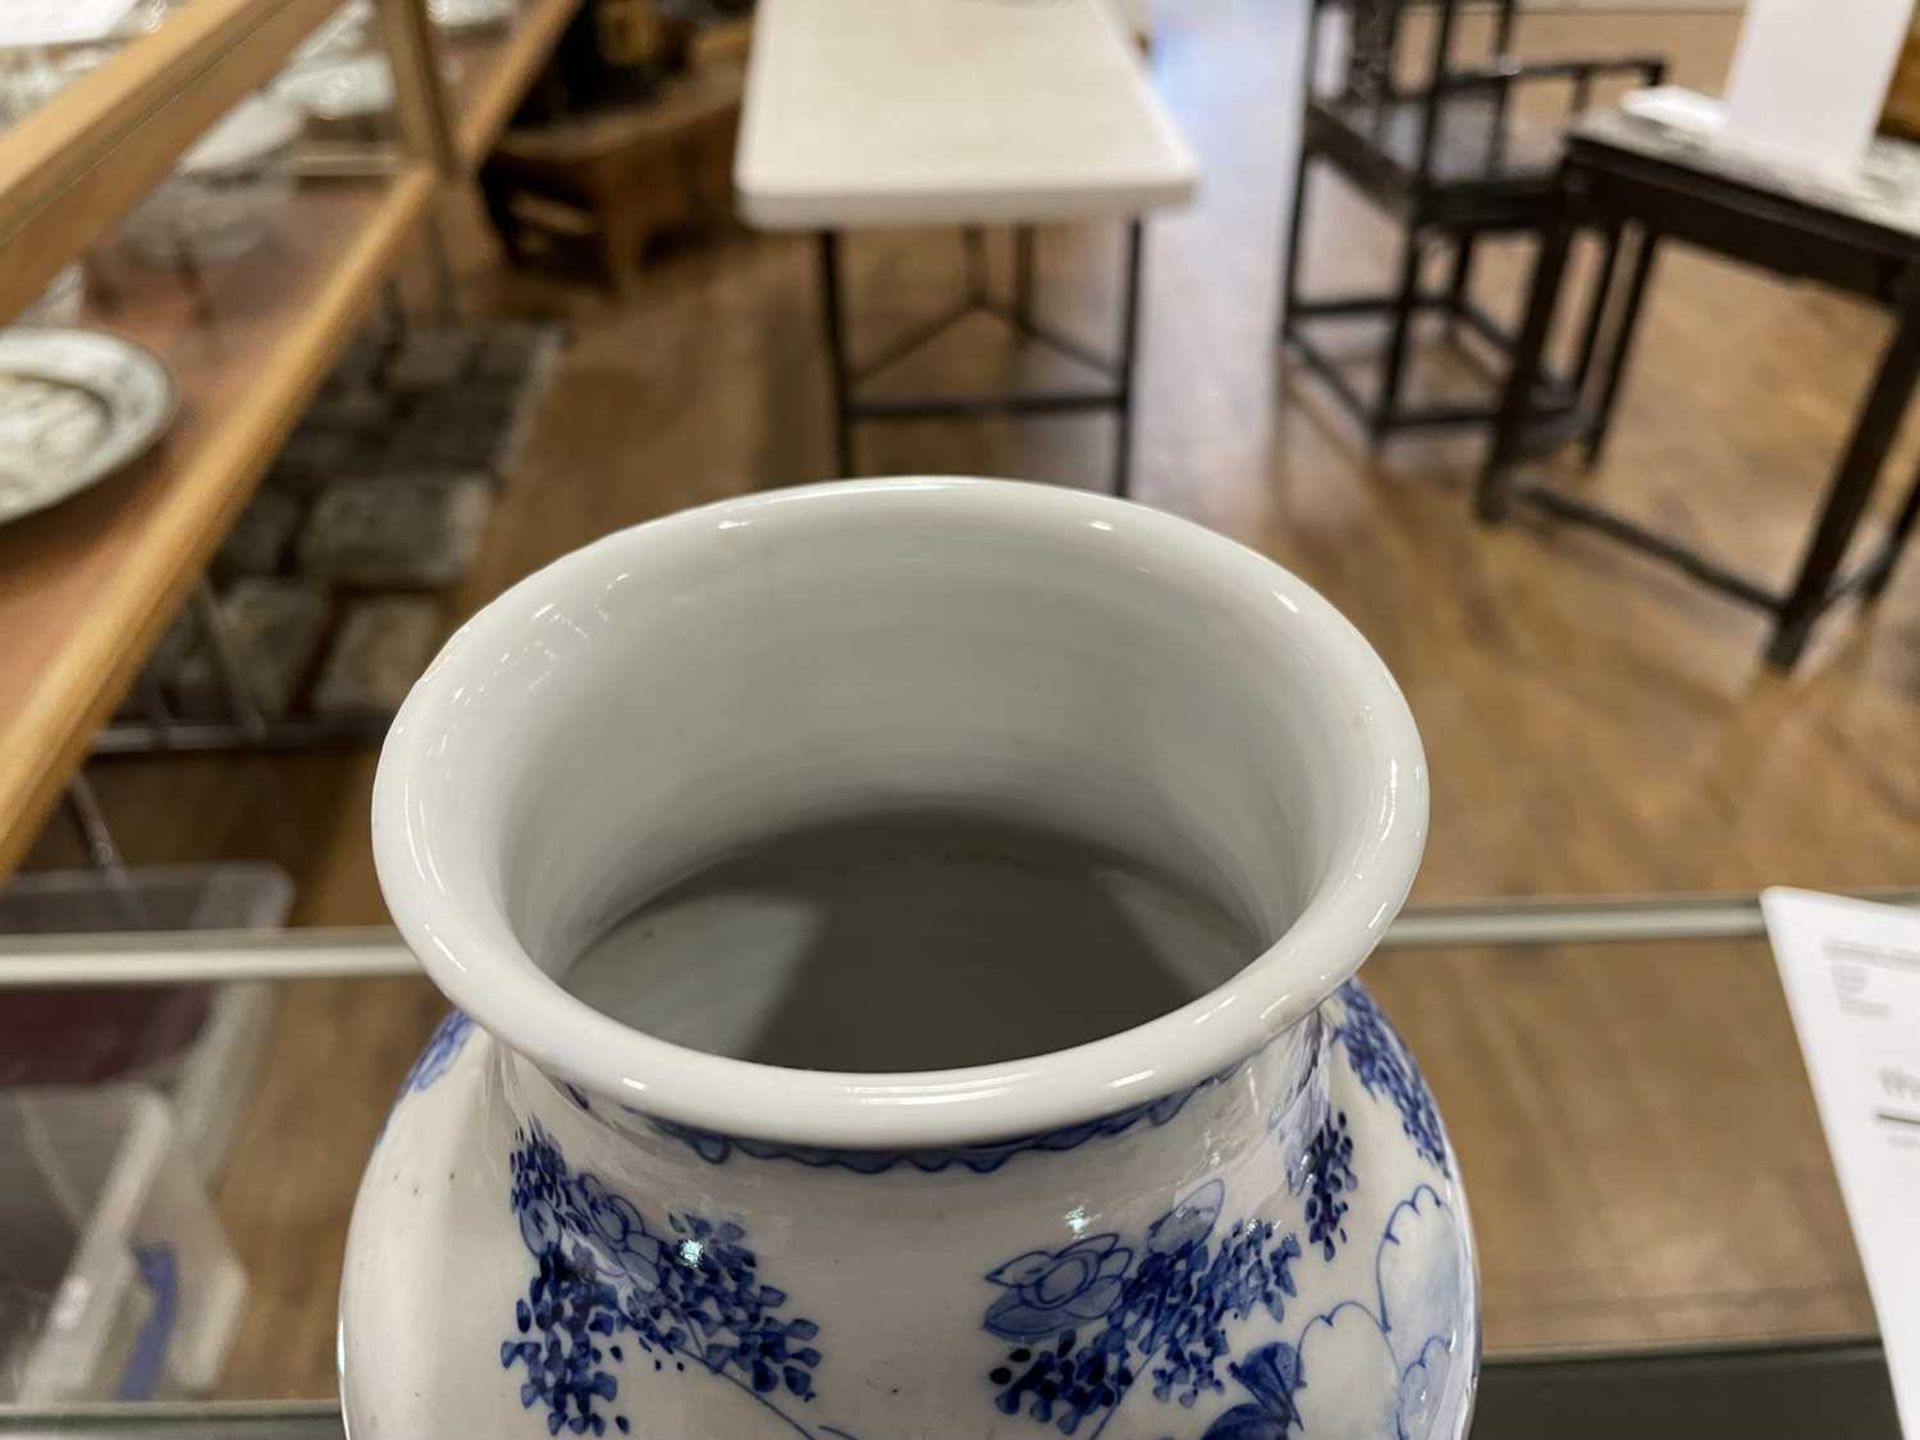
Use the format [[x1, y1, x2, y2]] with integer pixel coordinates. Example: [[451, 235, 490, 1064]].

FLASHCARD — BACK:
[[986, 1234, 1133, 1340], [1299, 1110, 1357, 1261], [402, 1009, 473, 1095], [1202, 1342, 1305, 1440], [502, 1122, 841, 1438], [983, 1179, 1302, 1436], [1331, 983, 1449, 1175]]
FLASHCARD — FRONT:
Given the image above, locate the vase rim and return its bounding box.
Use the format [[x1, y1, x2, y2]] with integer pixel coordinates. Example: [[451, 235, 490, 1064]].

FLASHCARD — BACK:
[[372, 477, 1427, 1150]]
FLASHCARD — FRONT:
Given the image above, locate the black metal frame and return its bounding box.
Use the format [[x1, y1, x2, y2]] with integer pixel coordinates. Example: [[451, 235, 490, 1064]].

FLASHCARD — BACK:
[[1278, 0, 1665, 444], [818, 222, 1146, 496], [87, 579, 397, 757], [1478, 135, 1920, 670]]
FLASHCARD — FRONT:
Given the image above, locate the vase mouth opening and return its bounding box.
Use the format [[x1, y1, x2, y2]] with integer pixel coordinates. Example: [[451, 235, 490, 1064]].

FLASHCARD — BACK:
[[372, 477, 1426, 1150]]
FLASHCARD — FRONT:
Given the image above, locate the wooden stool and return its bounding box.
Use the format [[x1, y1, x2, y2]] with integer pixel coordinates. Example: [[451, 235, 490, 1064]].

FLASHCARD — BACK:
[[480, 63, 744, 296]]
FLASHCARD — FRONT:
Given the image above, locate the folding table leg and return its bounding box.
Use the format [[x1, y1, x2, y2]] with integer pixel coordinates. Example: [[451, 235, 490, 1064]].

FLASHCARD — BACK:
[[1113, 219, 1146, 499], [817, 231, 855, 477], [963, 227, 990, 305], [1766, 289, 1920, 668], [1277, 146, 1313, 340], [1013, 226, 1038, 333]]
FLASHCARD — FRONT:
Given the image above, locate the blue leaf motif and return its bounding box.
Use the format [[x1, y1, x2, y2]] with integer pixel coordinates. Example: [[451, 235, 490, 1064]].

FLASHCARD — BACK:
[[1224, 1342, 1303, 1432], [1146, 1178, 1224, 1255], [400, 1010, 473, 1096], [1203, 1403, 1296, 1440]]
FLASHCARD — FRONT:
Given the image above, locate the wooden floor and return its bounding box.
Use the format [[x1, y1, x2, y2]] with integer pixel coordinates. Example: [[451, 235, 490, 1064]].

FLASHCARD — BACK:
[[18, 3, 1917, 1398]]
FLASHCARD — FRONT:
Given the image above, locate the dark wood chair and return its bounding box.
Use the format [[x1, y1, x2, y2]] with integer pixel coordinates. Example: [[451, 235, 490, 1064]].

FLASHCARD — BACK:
[[1279, 0, 1665, 444]]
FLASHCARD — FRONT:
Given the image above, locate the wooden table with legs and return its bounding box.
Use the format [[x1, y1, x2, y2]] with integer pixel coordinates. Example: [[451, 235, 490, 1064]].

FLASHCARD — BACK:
[[732, 0, 1196, 496], [1478, 108, 1920, 669]]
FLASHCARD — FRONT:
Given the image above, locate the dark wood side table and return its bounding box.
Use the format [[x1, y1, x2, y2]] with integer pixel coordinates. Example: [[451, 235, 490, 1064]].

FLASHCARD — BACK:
[[1477, 108, 1920, 668]]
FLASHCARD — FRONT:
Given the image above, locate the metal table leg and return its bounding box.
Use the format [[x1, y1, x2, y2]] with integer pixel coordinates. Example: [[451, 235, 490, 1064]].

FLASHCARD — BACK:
[[1013, 225, 1037, 334], [194, 579, 269, 745], [64, 774, 150, 927], [1277, 146, 1314, 343], [1766, 287, 1920, 668], [817, 231, 855, 477], [1113, 218, 1146, 499], [818, 221, 1143, 494], [964, 226, 990, 306]]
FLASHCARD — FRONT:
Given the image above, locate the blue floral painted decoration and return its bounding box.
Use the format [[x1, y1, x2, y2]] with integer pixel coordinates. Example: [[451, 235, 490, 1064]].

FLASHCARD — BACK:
[[981, 1179, 1303, 1437], [1297, 1111, 1357, 1262], [1194, 1184, 1465, 1440], [402, 1009, 473, 1095], [502, 1122, 845, 1439], [1330, 983, 1448, 1175]]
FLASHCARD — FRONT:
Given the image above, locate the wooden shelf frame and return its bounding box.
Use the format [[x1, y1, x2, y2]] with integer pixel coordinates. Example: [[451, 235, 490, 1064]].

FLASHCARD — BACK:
[[0, 168, 437, 880], [0, 0, 468, 881], [0, 0, 352, 319], [0, 0, 593, 880]]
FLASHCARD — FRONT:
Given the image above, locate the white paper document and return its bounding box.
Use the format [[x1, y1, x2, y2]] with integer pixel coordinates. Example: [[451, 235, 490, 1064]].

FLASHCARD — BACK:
[[1762, 889, 1920, 1438], [0, 0, 135, 48]]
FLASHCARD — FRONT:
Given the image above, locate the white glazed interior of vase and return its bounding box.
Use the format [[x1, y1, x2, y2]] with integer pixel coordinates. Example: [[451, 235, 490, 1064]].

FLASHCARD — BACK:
[[561, 809, 1259, 1070], [466, 485, 1382, 1078]]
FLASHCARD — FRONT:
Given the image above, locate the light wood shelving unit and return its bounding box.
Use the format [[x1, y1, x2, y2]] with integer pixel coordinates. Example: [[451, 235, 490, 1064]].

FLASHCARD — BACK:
[[0, 172, 434, 878], [0, 0, 349, 319], [0, 0, 584, 879]]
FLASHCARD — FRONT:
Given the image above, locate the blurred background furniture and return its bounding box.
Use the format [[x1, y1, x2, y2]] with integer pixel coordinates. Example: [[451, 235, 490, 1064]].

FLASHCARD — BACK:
[[480, 57, 743, 295], [0, 0, 593, 879], [1280, 0, 1664, 445], [1478, 107, 1920, 670], [734, 0, 1195, 496]]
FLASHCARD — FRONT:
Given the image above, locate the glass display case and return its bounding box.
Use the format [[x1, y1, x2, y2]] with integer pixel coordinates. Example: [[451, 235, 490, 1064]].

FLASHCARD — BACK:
[[0, 891, 1910, 1430]]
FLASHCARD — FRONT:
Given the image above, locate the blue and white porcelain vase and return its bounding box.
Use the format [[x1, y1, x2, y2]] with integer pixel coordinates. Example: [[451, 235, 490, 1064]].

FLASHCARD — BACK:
[[343, 478, 1474, 1440]]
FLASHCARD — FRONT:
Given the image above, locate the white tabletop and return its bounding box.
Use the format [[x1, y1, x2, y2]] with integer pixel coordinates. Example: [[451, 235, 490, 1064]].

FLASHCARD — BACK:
[[734, 0, 1198, 230]]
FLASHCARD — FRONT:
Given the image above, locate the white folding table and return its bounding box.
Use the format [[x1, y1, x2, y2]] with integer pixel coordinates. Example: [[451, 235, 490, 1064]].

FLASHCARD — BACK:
[[734, 0, 1198, 494]]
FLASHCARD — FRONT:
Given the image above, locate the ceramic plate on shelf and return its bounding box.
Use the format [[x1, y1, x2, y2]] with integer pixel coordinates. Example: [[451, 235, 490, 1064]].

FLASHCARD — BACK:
[[288, 0, 374, 68], [179, 92, 304, 175], [429, 0, 518, 32], [272, 53, 395, 120], [0, 328, 175, 526]]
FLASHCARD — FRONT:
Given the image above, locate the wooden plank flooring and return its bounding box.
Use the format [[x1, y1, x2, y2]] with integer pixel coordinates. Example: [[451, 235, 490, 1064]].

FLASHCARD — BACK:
[[15, 3, 1914, 1398]]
